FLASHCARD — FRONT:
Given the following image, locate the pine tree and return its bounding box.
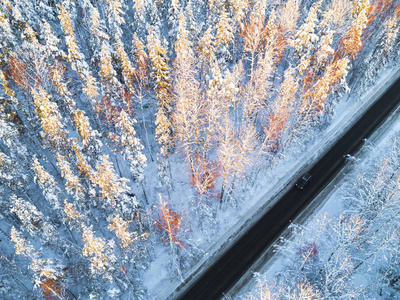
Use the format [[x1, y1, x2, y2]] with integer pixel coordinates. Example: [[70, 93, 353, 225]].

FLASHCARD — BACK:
[[196, 26, 216, 71], [172, 12, 202, 176], [108, 215, 133, 248], [58, 0, 100, 102], [232, 0, 249, 28], [10, 195, 45, 236], [215, 9, 234, 57], [58, 2, 83, 66], [72, 109, 93, 146], [132, 33, 149, 84], [133, 0, 145, 15], [82, 69, 100, 100], [31, 159, 62, 212], [89, 6, 109, 47], [105, 0, 126, 37], [147, 29, 174, 157], [0, 70, 15, 98], [99, 41, 118, 87], [82, 226, 110, 275], [114, 37, 136, 92], [63, 199, 84, 229], [93, 155, 130, 202], [31, 86, 67, 148], [115, 110, 147, 182], [381, 15, 400, 53], [41, 19, 65, 59], [290, 0, 321, 55], [56, 154, 84, 198], [11, 226, 63, 293], [97, 41, 123, 123], [339, 0, 371, 59]]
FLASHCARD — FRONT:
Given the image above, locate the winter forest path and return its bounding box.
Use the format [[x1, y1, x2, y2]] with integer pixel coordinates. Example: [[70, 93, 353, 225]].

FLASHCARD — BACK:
[[172, 76, 400, 300]]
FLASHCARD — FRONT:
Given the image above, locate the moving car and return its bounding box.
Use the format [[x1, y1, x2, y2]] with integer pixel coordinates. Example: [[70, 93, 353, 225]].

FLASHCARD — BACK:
[[296, 173, 312, 190]]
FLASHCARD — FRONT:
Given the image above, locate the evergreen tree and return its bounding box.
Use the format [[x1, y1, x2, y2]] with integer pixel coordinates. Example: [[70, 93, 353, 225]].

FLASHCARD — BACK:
[[148, 29, 174, 157]]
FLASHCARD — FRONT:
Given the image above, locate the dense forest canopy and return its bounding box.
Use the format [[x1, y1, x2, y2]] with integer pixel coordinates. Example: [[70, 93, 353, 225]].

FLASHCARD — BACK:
[[0, 0, 399, 298]]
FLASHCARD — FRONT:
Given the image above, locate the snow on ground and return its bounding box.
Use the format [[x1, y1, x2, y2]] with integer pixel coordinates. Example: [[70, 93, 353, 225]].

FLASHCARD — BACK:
[[231, 67, 400, 299], [151, 66, 400, 298]]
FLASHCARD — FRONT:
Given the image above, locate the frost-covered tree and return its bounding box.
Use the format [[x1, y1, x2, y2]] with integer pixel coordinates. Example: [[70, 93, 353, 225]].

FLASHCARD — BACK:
[[290, 0, 321, 56], [148, 29, 174, 157], [299, 56, 350, 122], [116, 110, 147, 182], [57, 154, 84, 198], [339, 0, 371, 59], [57, 2, 83, 67], [10, 195, 46, 236], [93, 155, 130, 203], [108, 214, 133, 248], [215, 9, 234, 58], [31, 158, 63, 213], [32, 86, 68, 149], [81, 226, 111, 275], [105, 0, 126, 38], [196, 26, 216, 74], [114, 37, 136, 92], [89, 6, 109, 46], [172, 12, 202, 176], [11, 226, 64, 297]]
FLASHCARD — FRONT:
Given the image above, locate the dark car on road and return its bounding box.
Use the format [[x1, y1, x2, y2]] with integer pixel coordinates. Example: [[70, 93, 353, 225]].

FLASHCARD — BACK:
[[296, 173, 312, 190]]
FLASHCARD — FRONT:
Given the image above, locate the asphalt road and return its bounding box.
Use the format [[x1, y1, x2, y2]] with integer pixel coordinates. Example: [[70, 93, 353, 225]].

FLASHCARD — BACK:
[[174, 76, 400, 300]]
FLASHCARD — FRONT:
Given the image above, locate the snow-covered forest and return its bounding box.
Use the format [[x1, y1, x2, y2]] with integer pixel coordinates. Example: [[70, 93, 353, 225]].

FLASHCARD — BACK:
[[0, 0, 399, 299]]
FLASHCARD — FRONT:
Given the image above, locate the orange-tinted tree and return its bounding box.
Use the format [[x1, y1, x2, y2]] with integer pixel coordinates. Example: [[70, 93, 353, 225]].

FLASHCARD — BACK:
[[155, 196, 184, 249]]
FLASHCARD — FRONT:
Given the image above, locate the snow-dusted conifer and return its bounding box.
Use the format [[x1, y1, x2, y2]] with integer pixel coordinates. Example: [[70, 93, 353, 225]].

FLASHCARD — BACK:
[[196, 26, 216, 70], [98, 41, 122, 105], [93, 155, 130, 202], [148, 29, 174, 157], [340, 0, 371, 59], [31, 159, 62, 214], [290, 0, 321, 55], [105, 0, 126, 37], [215, 9, 234, 58], [41, 20, 64, 59], [10, 195, 45, 236], [108, 215, 133, 248], [57, 154, 84, 198], [58, 2, 83, 66], [116, 110, 147, 182], [11, 226, 63, 291], [114, 37, 136, 91], [89, 6, 109, 47], [82, 225, 111, 276], [32, 86, 67, 148]]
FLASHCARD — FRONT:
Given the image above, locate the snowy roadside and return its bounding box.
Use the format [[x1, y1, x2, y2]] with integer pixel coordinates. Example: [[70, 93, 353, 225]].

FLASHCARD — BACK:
[[230, 69, 400, 299], [155, 66, 400, 299]]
